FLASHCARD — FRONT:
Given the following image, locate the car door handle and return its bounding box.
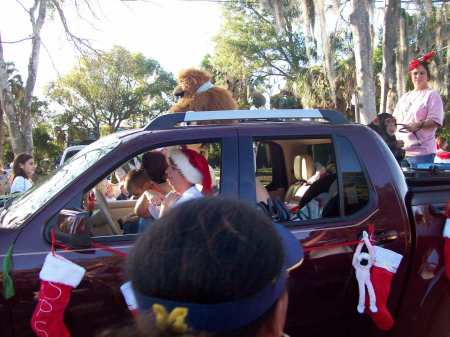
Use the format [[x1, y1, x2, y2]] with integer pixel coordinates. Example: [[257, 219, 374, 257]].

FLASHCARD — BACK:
[[373, 230, 398, 244]]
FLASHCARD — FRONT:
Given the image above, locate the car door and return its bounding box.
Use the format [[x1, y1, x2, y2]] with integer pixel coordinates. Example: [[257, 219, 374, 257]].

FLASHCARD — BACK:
[[238, 124, 409, 337], [8, 127, 239, 337]]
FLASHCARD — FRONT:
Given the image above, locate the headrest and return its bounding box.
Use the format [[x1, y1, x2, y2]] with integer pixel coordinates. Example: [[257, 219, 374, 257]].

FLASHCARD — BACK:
[[301, 155, 314, 181], [293, 155, 301, 180]]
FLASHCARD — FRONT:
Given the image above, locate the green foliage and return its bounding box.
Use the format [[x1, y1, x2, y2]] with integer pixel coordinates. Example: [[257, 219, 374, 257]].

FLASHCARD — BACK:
[[32, 123, 63, 174], [270, 90, 301, 109], [47, 46, 176, 139]]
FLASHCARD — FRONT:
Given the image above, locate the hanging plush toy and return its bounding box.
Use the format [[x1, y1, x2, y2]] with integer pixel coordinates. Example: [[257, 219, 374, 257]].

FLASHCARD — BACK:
[[352, 231, 377, 314], [31, 253, 86, 337]]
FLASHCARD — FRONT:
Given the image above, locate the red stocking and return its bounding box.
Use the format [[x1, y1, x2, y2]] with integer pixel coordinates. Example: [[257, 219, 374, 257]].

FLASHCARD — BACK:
[[368, 246, 403, 331], [444, 216, 450, 280], [31, 253, 86, 337], [120, 281, 138, 317]]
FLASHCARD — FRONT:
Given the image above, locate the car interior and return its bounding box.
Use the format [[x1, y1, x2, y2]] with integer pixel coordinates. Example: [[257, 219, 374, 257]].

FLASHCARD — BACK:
[[255, 136, 369, 223], [74, 142, 222, 237]]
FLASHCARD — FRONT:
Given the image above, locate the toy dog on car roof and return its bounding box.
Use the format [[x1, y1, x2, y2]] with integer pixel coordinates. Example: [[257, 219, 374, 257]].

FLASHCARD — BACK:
[[170, 68, 237, 113]]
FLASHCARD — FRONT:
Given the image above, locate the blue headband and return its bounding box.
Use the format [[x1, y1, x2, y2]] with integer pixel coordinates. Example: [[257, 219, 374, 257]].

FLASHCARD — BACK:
[[133, 270, 287, 332], [133, 222, 303, 332]]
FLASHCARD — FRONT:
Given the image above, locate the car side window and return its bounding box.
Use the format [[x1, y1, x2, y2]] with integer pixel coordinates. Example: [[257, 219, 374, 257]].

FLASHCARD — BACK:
[[253, 135, 370, 223], [47, 141, 222, 240], [254, 137, 338, 222], [334, 136, 370, 216]]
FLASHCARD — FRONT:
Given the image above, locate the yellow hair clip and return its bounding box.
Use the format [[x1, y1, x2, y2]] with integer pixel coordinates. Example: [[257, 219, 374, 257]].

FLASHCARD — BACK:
[[152, 304, 189, 333]]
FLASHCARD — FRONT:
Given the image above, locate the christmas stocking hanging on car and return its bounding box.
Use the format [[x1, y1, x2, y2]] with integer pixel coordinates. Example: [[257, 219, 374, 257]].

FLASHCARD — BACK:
[[367, 246, 403, 331], [31, 253, 86, 337], [443, 201, 450, 280]]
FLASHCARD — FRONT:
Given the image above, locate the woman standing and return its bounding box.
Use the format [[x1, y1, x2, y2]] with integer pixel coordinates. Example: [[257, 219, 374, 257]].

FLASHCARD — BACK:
[[10, 153, 35, 193], [393, 51, 444, 165]]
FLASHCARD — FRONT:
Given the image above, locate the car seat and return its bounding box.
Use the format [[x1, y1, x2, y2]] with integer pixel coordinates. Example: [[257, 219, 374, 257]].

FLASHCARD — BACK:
[[285, 155, 314, 203]]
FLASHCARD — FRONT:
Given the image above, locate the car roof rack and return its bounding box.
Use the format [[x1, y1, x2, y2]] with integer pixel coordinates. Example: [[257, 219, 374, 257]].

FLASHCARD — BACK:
[[145, 109, 349, 131]]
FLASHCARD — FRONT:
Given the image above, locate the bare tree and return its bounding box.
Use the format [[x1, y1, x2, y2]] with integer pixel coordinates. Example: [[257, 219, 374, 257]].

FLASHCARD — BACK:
[[396, 9, 408, 98], [316, 0, 338, 109], [0, 0, 47, 155], [299, 0, 316, 60], [350, 0, 376, 124], [0, 0, 97, 157], [380, 0, 400, 114]]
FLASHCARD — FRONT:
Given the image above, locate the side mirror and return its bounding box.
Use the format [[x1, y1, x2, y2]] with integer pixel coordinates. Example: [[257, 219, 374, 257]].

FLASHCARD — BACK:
[[53, 209, 92, 249]]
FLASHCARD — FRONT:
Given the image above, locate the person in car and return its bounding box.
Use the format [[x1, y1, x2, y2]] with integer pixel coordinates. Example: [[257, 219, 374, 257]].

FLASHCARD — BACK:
[[141, 151, 172, 195], [10, 153, 35, 194], [146, 147, 212, 219], [123, 169, 167, 233], [100, 197, 303, 337]]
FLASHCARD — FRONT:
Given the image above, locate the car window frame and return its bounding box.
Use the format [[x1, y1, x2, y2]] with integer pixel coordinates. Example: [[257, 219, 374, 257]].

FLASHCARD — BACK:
[[42, 128, 239, 243], [240, 130, 377, 229]]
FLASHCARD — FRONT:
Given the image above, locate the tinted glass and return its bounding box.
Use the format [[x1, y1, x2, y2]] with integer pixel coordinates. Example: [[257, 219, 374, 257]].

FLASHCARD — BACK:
[[335, 136, 370, 216]]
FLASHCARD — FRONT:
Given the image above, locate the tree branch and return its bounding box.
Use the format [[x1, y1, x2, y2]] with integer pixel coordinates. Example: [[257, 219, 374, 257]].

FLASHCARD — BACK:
[[50, 0, 99, 55], [0, 35, 35, 44]]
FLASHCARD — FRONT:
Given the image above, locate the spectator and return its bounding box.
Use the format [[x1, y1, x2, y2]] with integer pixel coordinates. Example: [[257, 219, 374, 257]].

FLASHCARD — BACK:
[[101, 197, 303, 337], [435, 136, 450, 163], [10, 153, 35, 194], [393, 51, 444, 165]]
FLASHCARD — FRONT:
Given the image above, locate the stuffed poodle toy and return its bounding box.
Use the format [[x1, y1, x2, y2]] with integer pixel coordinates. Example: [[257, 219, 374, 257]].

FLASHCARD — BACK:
[[170, 68, 237, 112]]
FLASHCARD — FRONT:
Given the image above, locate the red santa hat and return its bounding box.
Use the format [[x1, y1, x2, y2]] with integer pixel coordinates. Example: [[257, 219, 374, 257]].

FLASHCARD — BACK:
[[408, 51, 436, 71], [168, 147, 212, 194]]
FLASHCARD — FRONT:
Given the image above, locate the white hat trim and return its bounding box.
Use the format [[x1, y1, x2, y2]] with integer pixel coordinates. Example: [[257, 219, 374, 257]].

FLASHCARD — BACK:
[[169, 148, 203, 185], [444, 219, 450, 238], [40, 253, 86, 288], [374, 246, 403, 273]]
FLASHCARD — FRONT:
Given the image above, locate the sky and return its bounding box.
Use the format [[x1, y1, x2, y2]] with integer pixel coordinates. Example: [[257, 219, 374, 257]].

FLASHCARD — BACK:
[[0, 0, 224, 97]]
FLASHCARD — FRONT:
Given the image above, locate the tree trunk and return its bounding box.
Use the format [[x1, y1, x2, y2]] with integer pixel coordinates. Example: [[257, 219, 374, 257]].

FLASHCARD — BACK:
[[0, 33, 25, 155], [299, 0, 316, 61], [316, 0, 338, 109], [0, 104, 4, 167], [350, 0, 377, 124], [0, 0, 48, 155], [435, 4, 448, 97], [380, 0, 400, 114], [396, 10, 408, 98]]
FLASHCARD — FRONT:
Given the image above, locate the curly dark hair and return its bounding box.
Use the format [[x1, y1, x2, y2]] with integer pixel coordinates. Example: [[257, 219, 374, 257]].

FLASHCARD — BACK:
[[100, 197, 284, 337]]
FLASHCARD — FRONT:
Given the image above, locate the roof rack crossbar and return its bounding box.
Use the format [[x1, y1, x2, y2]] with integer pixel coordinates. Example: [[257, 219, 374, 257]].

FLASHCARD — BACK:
[[145, 109, 348, 130]]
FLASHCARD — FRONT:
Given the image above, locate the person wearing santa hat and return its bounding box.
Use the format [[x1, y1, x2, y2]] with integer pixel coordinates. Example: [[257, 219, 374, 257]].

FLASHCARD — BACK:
[[146, 146, 212, 219], [393, 51, 444, 165]]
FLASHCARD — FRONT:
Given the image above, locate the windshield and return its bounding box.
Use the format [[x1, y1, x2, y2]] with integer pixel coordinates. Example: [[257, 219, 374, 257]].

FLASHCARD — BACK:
[[0, 135, 120, 229]]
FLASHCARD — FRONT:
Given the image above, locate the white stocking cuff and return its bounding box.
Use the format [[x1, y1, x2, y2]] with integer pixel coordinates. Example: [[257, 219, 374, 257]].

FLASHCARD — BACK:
[[40, 253, 86, 288], [374, 246, 403, 273]]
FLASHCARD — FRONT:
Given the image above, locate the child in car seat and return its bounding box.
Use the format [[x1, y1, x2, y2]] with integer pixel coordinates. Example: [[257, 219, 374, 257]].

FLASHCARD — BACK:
[[122, 169, 166, 233]]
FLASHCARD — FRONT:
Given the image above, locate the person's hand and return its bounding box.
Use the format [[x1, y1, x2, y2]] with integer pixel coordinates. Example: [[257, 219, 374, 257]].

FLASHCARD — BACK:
[[147, 191, 165, 206], [405, 121, 424, 133], [162, 192, 180, 209]]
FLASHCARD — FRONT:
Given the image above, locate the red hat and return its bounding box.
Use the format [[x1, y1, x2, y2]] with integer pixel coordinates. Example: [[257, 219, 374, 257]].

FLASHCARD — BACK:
[[408, 50, 436, 71], [168, 147, 212, 194]]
